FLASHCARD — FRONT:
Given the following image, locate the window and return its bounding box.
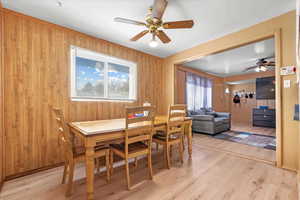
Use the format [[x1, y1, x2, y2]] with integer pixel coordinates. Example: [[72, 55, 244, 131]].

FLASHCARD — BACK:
[[186, 72, 212, 111], [70, 46, 137, 101]]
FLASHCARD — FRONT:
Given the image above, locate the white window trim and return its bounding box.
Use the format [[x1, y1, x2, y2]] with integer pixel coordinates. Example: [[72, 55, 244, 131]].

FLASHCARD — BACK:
[[70, 46, 137, 102]]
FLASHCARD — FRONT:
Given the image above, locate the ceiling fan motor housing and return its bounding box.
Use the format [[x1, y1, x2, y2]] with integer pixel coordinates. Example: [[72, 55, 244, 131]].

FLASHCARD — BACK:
[[146, 7, 163, 33]]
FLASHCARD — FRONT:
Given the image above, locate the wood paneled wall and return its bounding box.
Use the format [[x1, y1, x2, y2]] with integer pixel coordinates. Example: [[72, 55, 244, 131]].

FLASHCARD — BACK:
[[230, 82, 275, 125], [2, 9, 165, 177], [0, 4, 4, 186], [228, 72, 276, 125], [175, 69, 186, 104], [175, 65, 229, 112], [164, 11, 299, 170]]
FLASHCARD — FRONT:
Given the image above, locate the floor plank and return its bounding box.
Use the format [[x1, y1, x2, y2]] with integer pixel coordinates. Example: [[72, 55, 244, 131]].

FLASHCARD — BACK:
[[231, 123, 276, 137], [0, 136, 296, 200], [193, 134, 276, 163]]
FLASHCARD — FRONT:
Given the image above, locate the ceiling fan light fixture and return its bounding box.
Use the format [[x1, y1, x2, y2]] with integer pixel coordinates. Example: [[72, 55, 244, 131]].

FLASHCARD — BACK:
[[255, 67, 260, 72], [260, 66, 267, 72], [114, 0, 194, 45], [149, 35, 159, 48], [149, 39, 158, 48]]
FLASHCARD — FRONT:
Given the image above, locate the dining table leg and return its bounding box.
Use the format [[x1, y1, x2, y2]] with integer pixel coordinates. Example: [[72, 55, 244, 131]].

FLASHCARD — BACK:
[[85, 142, 95, 200], [187, 121, 192, 158]]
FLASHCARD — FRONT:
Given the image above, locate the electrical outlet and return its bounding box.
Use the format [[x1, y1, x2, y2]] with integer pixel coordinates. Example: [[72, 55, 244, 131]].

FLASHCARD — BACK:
[[284, 80, 291, 88]]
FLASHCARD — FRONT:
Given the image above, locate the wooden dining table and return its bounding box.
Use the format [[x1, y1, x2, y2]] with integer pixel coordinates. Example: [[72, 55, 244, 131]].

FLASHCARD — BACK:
[[68, 115, 192, 200]]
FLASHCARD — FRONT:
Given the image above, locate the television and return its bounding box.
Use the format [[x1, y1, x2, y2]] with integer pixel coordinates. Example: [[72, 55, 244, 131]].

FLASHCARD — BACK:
[[256, 76, 275, 99]]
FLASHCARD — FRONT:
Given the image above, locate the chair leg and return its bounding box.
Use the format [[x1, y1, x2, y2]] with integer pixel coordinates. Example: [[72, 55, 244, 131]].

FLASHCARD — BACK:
[[163, 144, 168, 168], [105, 150, 110, 183], [134, 157, 138, 169], [110, 151, 114, 176], [182, 136, 185, 151], [170, 145, 173, 161], [125, 158, 131, 190], [96, 158, 100, 173], [62, 163, 68, 184], [156, 143, 159, 151], [148, 153, 153, 180], [179, 139, 184, 164], [166, 144, 171, 169], [66, 162, 74, 197]]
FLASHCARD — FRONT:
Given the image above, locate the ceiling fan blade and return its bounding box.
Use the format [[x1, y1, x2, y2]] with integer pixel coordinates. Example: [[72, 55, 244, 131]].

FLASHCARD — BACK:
[[152, 0, 168, 20], [114, 17, 146, 26], [156, 30, 171, 43], [163, 20, 194, 29], [264, 62, 276, 66], [243, 66, 257, 72], [130, 30, 149, 41]]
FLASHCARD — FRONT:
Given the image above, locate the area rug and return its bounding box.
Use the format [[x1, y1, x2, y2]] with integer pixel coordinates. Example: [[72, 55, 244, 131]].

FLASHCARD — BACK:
[[213, 131, 276, 151]]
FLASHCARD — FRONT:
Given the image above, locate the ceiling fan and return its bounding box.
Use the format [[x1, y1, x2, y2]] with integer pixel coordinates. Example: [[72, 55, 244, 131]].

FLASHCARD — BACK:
[[244, 56, 275, 72], [114, 0, 194, 47]]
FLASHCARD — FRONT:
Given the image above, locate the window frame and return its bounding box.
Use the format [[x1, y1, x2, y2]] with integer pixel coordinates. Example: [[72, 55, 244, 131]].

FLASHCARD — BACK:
[[70, 46, 137, 102]]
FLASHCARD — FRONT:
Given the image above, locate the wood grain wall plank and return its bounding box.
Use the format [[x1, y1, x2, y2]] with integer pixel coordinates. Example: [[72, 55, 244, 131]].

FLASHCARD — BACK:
[[230, 82, 275, 125], [0, 3, 4, 187]]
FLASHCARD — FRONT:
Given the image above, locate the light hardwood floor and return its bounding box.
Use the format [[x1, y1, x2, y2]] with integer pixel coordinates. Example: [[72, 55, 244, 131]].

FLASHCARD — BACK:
[[231, 123, 276, 137], [0, 137, 297, 200], [193, 134, 276, 164]]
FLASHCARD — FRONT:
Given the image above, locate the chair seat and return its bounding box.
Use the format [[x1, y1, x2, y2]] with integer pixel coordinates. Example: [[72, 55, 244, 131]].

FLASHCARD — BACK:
[[153, 131, 181, 141], [111, 142, 148, 154]]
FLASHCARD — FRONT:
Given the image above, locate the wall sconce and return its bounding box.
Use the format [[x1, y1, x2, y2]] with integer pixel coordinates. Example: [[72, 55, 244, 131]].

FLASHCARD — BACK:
[[225, 88, 230, 94]]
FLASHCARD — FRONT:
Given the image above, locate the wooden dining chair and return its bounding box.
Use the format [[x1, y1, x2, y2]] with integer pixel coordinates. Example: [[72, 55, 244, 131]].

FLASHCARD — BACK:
[[152, 104, 187, 169], [52, 108, 110, 196], [110, 106, 155, 190]]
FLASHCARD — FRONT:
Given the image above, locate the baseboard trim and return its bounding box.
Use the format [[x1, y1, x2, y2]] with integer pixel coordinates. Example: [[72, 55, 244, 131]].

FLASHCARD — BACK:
[[5, 162, 64, 181]]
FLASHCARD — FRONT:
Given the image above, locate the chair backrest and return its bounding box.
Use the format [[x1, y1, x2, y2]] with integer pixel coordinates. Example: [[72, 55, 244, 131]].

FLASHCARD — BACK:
[[53, 108, 74, 159], [167, 104, 187, 139], [124, 106, 155, 152]]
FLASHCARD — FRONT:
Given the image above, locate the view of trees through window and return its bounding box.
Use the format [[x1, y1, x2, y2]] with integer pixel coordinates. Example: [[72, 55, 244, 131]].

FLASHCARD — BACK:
[[76, 57, 105, 97], [108, 63, 129, 99], [75, 57, 130, 99]]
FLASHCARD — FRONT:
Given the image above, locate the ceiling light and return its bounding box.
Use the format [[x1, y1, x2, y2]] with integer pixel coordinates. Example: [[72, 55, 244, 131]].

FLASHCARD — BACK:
[[260, 66, 267, 71], [149, 35, 158, 48], [254, 41, 265, 54], [225, 88, 230, 94]]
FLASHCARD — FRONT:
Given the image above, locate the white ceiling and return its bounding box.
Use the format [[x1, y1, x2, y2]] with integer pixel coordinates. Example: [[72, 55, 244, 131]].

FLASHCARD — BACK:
[[184, 38, 275, 77], [2, 0, 295, 58], [226, 79, 256, 85]]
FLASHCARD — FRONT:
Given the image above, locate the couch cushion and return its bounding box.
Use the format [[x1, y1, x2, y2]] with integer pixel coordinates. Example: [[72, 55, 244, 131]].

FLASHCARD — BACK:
[[191, 115, 214, 121], [214, 117, 229, 124], [206, 112, 218, 117], [188, 110, 206, 116], [190, 111, 199, 115]]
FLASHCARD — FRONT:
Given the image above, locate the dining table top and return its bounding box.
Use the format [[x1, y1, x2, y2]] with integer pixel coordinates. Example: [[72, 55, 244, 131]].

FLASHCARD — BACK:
[[69, 115, 192, 136]]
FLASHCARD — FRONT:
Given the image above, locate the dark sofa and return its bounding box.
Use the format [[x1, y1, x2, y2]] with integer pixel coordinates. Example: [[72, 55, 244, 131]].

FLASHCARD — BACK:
[[188, 109, 231, 135]]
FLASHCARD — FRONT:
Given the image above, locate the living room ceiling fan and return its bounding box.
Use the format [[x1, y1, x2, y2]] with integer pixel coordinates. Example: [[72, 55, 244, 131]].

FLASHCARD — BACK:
[[244, 56, 275, 72], [114, 0, 194, 47]]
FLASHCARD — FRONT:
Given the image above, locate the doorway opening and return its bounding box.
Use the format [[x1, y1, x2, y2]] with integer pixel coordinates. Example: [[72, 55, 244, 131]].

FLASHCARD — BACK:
[[174, 35, 281, 165]]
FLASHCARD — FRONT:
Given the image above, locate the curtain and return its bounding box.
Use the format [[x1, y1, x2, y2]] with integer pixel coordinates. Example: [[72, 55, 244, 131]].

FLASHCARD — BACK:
[[186, 72, 212, 111]]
